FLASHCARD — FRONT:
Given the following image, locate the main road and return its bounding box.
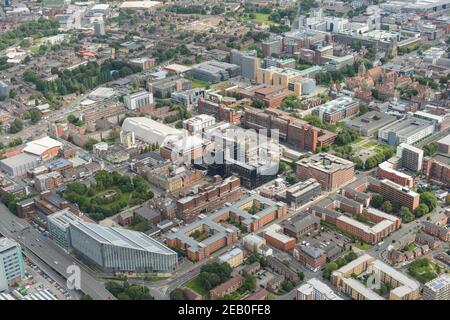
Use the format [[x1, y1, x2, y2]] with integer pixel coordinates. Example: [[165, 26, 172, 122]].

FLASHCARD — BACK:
[[0, 203, 115, 300]]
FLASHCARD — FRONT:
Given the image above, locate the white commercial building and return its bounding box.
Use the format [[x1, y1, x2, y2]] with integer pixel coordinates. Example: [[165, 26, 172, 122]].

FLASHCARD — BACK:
[[121, 117, 182, 145], [124, 91, 154, 110], [297, 278, 343, 300], [182, 114, 216, 134]]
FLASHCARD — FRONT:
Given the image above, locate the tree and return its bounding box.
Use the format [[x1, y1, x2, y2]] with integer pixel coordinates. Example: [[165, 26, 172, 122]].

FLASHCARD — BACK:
[[370, 194, 384, 209], [420, 192, 438, 211], [242, 275, 256, 292], [80, 294, 93, 300], [252, 98, 266, 109], [170, 288, 186, 300], [286, 175, 298, 185], [381, 201, 393, 214], [9, 118, 23, 133], [414, 203, 429, 218], [83, 138, 99, 151], [400, 207, 415, 223], [29, 108, 42, 124], [359, 104, 369, 116], [323, 262, 339, 279]]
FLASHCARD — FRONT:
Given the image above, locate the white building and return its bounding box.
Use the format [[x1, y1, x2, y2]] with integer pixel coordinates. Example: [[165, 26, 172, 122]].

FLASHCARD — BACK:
[[297, 278, 343, 300], [124, 91, 154, 110], [182, 114, 216, 134], [121, 117, 182, 145], [396, 143, 424, 172]]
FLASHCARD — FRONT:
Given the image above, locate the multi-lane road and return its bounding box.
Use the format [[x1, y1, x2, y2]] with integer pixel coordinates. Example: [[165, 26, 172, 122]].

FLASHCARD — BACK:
[[0, 202, 115, 300]]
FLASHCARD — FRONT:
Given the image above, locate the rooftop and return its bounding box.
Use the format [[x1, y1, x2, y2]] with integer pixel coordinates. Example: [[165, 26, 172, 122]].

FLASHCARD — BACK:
[[297, 153, 354, 173]]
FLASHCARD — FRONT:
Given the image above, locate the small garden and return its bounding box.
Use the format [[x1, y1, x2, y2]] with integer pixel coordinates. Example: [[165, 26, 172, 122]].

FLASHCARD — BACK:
[[408, 258, 444, 283]]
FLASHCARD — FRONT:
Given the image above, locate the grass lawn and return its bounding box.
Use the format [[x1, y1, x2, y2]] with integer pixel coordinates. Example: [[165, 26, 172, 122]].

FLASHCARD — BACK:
[[242, 13, 276, 25], [191, 78, 209, 89], [185, 276, 209, 298], [408, 258, 444, 283], [361, 140, 380, 150], [354, 241, 372, 250]]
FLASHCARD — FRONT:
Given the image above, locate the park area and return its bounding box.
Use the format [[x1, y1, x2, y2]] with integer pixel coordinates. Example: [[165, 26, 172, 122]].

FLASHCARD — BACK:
[[241, 13, 276, 25], [408, 258, 446, 283], [62, 170, 154, 221]]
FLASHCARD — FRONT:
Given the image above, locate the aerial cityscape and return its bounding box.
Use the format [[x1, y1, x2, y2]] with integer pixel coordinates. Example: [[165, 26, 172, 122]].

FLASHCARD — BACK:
[[0, 0, 450, 304]]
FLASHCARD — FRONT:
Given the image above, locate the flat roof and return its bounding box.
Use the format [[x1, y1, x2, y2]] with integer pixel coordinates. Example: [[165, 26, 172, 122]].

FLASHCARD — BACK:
[[297, 153, 354, 173], [0, 153, 40, 169], [437, 134, 450, 146]]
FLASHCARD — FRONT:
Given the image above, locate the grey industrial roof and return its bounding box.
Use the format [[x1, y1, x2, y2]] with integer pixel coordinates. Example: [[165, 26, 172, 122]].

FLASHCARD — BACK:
[[0, 153, 39, 168], [380, 116, 434, 137], [346, 111, 397, 130], [71, 221, 176, 255]]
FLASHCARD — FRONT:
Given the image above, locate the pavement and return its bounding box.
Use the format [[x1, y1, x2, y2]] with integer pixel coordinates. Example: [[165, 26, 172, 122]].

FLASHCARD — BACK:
[[0, 202, 115, 300]]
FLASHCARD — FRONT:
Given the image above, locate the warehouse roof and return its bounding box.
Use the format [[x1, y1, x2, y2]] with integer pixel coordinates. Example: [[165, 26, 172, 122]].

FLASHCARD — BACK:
[[23, 136, 63, 157]]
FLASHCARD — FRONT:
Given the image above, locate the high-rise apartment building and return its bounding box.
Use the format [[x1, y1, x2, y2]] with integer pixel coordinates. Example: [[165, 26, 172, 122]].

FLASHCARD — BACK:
[[0, 238, 25, 292], [397, 143, 424, 172], [423, 274, 450, 300]]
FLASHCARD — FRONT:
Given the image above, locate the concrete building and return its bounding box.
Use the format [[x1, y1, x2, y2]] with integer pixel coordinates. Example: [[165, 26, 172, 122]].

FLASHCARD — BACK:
[[124, 91, 154, 111], [423, 274, 450, 300], [230, 49, 260, 81], [284, 178, 322, 208], [378, 116, 435, 146], [171, 88, 205, 106], [0, 80, 9, 97], [69, 221, 177, 273], [93, 19, 105, 36], [47, 208, 83, 251], [331, 254, 420, 300], [437, 134, 450, 155], [0, 153, 40, 177], [189, 61, 240, 84], [218, 248, 244, 268], [243, 234, 266, 252], [397, 143, 424, 172], [34, 171, 64, 192], [379, 179, 420, 212], [312, 96, 360, 123], [0, 238, 25, 292], [296, 153, 355, 192], [121, 117, 182, 145], [297, 278, 343, 300], [182, 114, 215, 134], [149, 77, 192, 99], [345, 111, 397, 137]]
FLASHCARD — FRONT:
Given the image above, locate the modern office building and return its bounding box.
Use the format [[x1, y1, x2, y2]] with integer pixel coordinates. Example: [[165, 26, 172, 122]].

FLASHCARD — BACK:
[[379, 179, 420, 212], [230, 49, 260, 81], [423, 274, 450, 300], [0, 238, 25, 292], [331, 254, 420, 300], [378, 116, 435, 146], [296, 153, 355, 191], [396, 143, 424, 172], [261, 37, 282, 57], [182, 114, 216, 134], [47, 208, 83, 251], [170, 88, 205, 106], [345, 111, 397, 137], [284, 178, 322, 208], [297, 278, 343, 300], [189, 61, 240, 84], [312, 96, 360, 123], [69, 222, 178, 273], [149, 76, 192, 99], [124, 91, 154, 110], [93, 19, 105, 36]]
